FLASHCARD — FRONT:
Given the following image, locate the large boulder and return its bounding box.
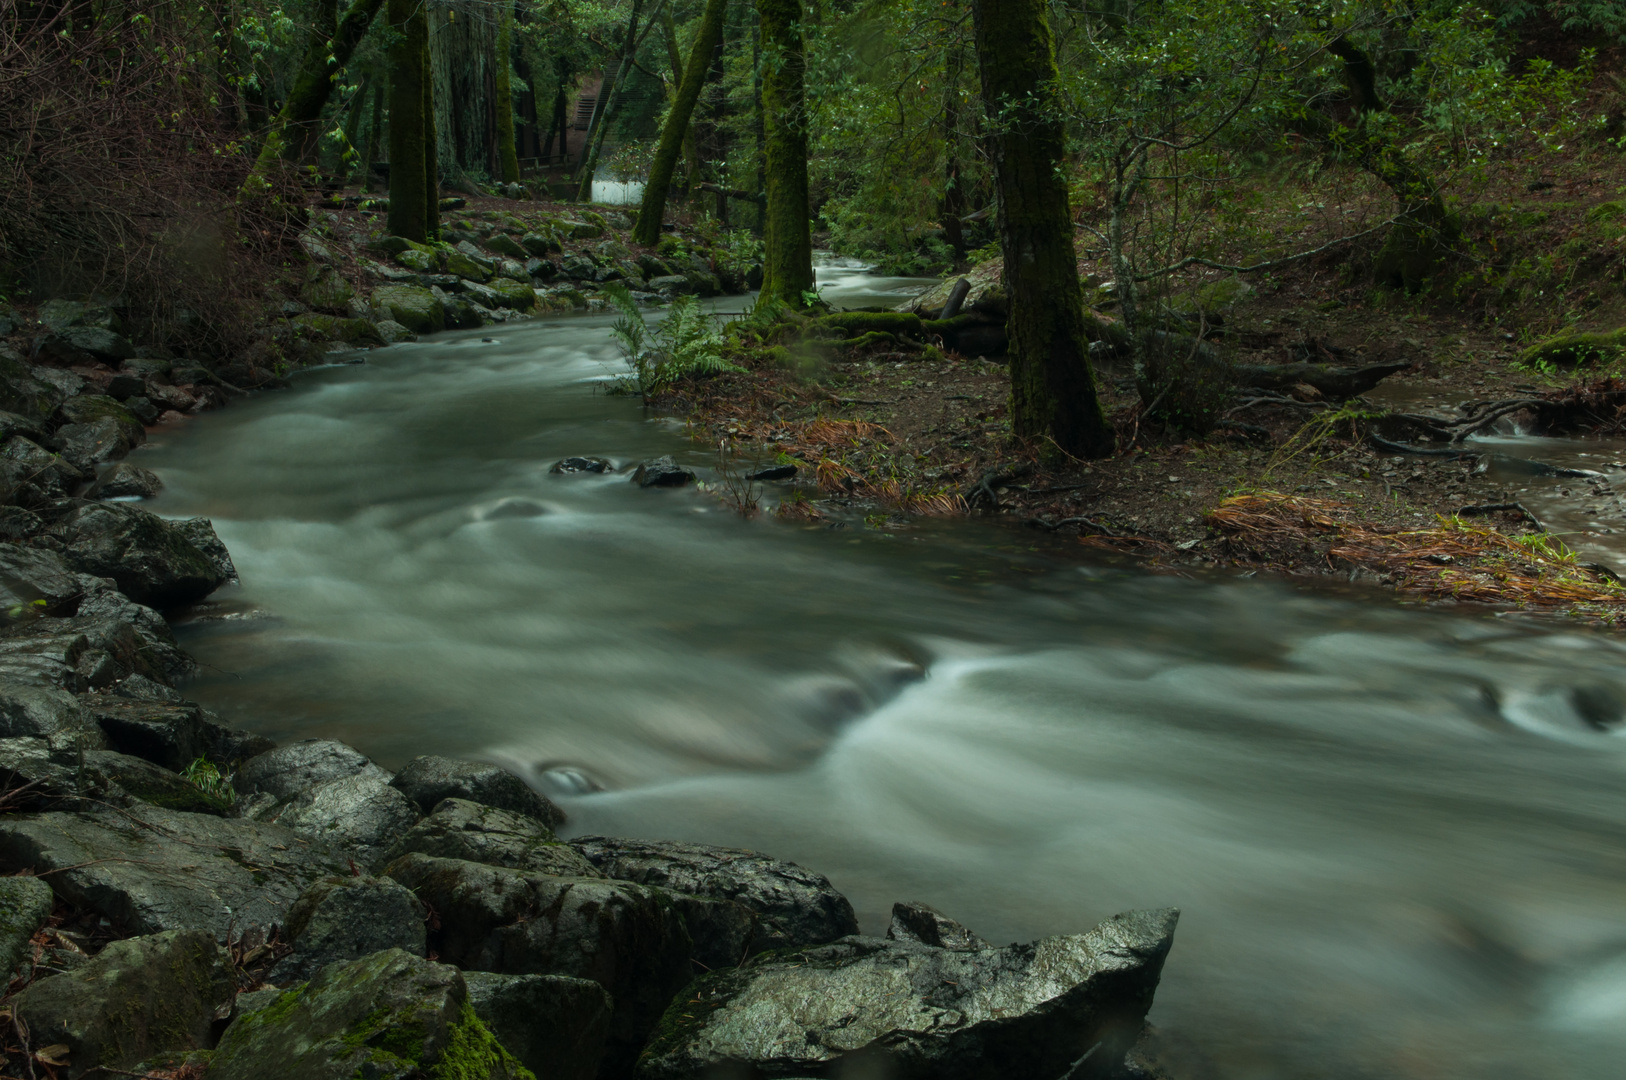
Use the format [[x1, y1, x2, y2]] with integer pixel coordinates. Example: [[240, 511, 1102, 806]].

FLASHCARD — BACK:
[[52, 418, 132, 474], [465, 971, 611, 1080], [377, 798, 599, 877], [37, 327, 136, 364], [79, 748, 236, 815], [88, 462, 163, 500], [172, 516, 238, 583], [300, 263, 356, 313], [207, 949, 528, 1080], [0, 875, 52, 979], [14, 929, 235, 1079], [390, 755, 564, 827], [235, 738, 389, 801], [84, 693, 273, 772], [572, 835, 858, 952], [485, 233, 529, 260], [0, 354, 67, 423], [57, 394, 145, 446], [485, 278, 538, 311], [385, 852, 694, 1074], [53, 502, 229, 608], [371, 284, 446, 334], [0, 803, 350, 941], [268, 772, 422, 868], [267, 874, 427, 983], [638, 908, 1180, 1080], [3, 435, 84, 498]]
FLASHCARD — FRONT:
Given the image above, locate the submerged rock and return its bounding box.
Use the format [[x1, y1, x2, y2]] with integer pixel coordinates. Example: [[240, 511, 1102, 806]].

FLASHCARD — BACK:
[[14, 929, 234, 1079], [550, 456, 612, 475], [390, 754, 564, 827], [208, 949, 528, 1080], [571, 835, 859, 952], [385, 852, 693, 1075], [268, 874, 427, 983], [0, 803, 349, 941], [638, 908, 1180, 1080], [377, 797, 599, 877], [465, 971, 611, 1080], [631, 456, 696, 488]]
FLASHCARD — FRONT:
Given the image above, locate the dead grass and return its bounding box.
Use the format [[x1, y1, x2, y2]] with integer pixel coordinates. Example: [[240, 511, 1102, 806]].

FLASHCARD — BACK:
[[1209, 491, 1626, 607]]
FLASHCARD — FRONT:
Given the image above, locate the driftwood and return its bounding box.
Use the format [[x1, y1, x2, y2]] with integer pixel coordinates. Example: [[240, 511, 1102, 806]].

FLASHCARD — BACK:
[[1231, 360, 1411, 399]]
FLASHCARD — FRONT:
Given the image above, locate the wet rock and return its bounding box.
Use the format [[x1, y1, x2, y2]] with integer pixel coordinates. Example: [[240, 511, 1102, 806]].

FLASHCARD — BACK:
[[521, 232, 561, 256], [667, 892, 762, 972], [84, 694, 273, 771], [0, 409, 47, 444], [0, 507, 41, 539], [550, 455, 613, 475], [89, 462, 162, 500], [377, 798, 599, 877], [446, 247, 496, 283], [486, 233, 529, 260], [269, 772, 422, 868], [81, 748, 235, 815], [436, 288, 484, 330], [385, 853, 694, 1075], [371, 284, 446, 334], [0, 354, 68, 423], [0, 875, 52, 978], [105, 374, 145, 401], [0, 684, 101, 747], [631, 456, 696, 489], [3, 435, 84, 497], [525, 256, 558, 281], [58, 394, 145, 446], [746, 464, 797, 481], [54, 501, 228, 608], [72, 585, 199, 684], [14, 929, 235, 1079], [647, 274, 693, 295], [683, 270, 723, 297], [560, 218, 603, 240], [887, 900, 990, 950], [36, 299, 122, 334], [390, 754, 564, 827], [561, 254, 598, 281], [639, 908, 1180, 1080], [464, 971, 611, 1080], [0, 542, 85, 612], [208, 949, 528, 1080], [52, 418, 131, 474], [571, 835, 859, 951], [37, 327, 136, 364], [300, 263, 356, 313], [483, 278, 537, 311], [0, 803, 349, 941], [173, 517, 238, 583], [267, 875, 427, 984], [122, 396, 160, 425], [0, 736, 99, 809], [374, 318, 415, 344], [236, 739, 390, 802]]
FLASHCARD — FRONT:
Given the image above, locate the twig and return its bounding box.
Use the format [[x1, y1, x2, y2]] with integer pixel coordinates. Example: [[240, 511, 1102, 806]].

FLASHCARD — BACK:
[[1025, 515, 1123, 537]]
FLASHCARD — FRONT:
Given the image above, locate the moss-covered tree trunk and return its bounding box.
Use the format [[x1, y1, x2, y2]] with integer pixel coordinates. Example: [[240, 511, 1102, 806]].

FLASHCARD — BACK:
[[755, 0, 813, 305], [633, 0, 728, 245], [424, 44, 440, 236], [494, 1, 522, 184], [940, 41, 965, 259], [240, 0, 385, 195], [387, 0, 430, 240], [971, 0, 1112, 458], [660, 5, 702, 197]]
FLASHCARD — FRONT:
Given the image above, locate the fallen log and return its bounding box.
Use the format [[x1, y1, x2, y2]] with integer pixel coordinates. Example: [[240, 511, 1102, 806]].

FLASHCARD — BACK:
[[1231, 360, 1411, 399]]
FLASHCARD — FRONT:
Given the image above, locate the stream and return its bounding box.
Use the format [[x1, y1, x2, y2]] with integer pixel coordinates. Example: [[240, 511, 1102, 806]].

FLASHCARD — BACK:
[[132, 264, 1626, 1079]]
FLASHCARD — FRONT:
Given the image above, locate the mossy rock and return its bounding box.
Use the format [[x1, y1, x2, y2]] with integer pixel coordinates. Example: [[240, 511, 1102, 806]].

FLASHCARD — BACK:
[[207, 949, 532, 1080], [300, 264, 355, 313], [560, 218, 603, 240], [447, 247, 496, 283], [520, 232, 561, 256], [373, 235, 431, 257], [485, 278, 537, 311], [1519, 328, 1626, 368], [58, 394, 144, 446], [84, 750, 235, 815], [396, 248, 438, 272], [486, 233, 529, 260], [372, 285, 446, 334], [0, 876, 52, 979], [294, 314, 386, 346]]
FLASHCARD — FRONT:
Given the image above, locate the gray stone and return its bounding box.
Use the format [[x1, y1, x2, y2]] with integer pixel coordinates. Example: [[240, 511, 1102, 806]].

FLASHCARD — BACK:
[[268, 772, 422, 867], [630, 456, 696, 489], [38, 327, 135, 363], [301, 263, 356, 313], [105, 374, 145, 400], [521, 232, 561, 256], [0, 875, 52, 979], [648, 274, 694, 295], [525, 257, 558, 281], [82, 693, 273, 771], [561, 255, 598, 281], [0, 684, 101, 748], [80, 748, 236, 815], [208, 949, 527, 1080], [485, 233, 529, 260], [371, 284, 445, 334], [54, 501, 228, 608], [464, 971, 611, 1080], [0, 409, 45, 444], [0, 803, 350, 941], [14, 929, 234, 1079], [377, 798, 598, 877], [172, 516, 237, 582], [385, 853, 694, 1075], [638, 909, 1180, 1080], [4, 435, 84, 496], [89, 462, 163, 500], [390, 754, 564, 827], [122, 396, 160, 425], [374, 318, 415, 344], [550, 456, 612, 475], [268, 874, 426, 983], [559, 218, 603, 240], [54, 418, 132, 473], [236, 739, 389, 802], [58, 394, 145, 445], [571, 835, 859, 952], [637, 254, 671, 278], [887, 900, 990, 950], [0, 353, 68, 422], [72, 584, 198, 684]]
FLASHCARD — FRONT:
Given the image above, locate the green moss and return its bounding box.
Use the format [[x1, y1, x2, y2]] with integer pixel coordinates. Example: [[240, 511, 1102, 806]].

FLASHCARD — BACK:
[[1588, 201, 1626, 222], [810, 312, 922, 337], [638, 967, 751, 1065], [431, 1000, 534, 1080], [1519, 328, 1626, 368]]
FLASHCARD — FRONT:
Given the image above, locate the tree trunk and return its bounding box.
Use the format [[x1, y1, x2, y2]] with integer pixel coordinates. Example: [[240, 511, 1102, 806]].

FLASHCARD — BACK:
[[940, 41, 965, 259], [574, 0, 644, 199], [424, 42, 440, 236], [494, 1, 521, 183], [341, 71, 372, 173], [661, 4, 702, 198], [387, 0, 430, 240], [971, 0, 1113, 458], [241, 0, 385, 195], [755, 0, 813, 305], [360, 75, 384, 192], [750, 13, 765, 232], [633, 0, 728, 245]]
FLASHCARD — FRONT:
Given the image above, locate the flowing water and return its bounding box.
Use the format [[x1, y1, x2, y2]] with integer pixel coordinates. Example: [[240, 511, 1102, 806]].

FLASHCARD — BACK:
[[132, 265, 1626, 1079]]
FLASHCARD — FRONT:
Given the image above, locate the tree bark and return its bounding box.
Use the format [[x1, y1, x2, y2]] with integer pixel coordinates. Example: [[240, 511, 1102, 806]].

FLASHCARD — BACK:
[[241, 0, 385, 194], [424, 41, 440, 235], [661, 4, 702, 198], [494, 1, 522, 183], [360, 74, 384, 192], [387, 0, 430, 240], [755, 0, 814, 305], [971, 0, 1113, 458], [633, 0, 728, 245]]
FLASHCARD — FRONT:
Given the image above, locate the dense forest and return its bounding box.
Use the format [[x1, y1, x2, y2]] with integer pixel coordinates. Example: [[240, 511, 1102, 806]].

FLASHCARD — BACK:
[[6, 0, 1626, 1077]]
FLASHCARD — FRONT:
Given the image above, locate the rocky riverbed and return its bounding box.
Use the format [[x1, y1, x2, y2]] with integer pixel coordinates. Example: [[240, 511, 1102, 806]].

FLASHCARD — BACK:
[[0, 230, 1179, 1080]]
